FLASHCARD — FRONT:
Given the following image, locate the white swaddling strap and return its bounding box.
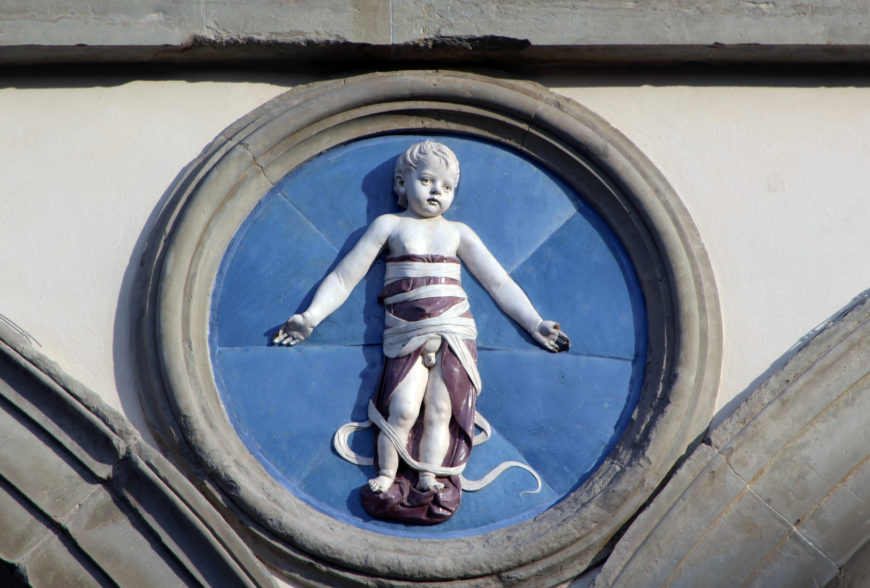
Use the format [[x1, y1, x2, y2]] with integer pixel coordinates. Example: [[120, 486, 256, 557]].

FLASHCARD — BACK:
[[332, 403, 541, 494], [382, 284, 481, 393], [384, 261, 462, 285], [333, 409, 493, 468], [383, 283, 467, 305]]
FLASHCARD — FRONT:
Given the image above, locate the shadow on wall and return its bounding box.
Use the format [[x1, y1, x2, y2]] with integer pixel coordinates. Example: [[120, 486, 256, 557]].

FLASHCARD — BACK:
[[109, 75, 312, 447]]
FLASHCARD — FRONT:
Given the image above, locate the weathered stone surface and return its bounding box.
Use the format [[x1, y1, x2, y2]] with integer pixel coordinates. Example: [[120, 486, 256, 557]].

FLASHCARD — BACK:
[[666, 489, 830, 586], [0, 322, 274, 587], [838, 538, 870, 587], [596, 291, 870, 587], [0, 484, 50, 562], [742, 529, 838, 588], [798, 455, 870, 565], [716, 315, 870, 483], [0, 398, 99, 520], [23, 534, 103, 588], [595, 448, 745, 587], [65, 486, 191, 586], [0, 0, 391, 46], [748, 369, 870, 523], [391, 0, 870, 46], [2, 0, 870, 64]]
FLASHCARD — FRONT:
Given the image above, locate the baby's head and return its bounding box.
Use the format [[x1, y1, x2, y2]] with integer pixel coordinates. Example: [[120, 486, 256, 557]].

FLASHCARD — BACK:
[[393, 141, 460, 208]]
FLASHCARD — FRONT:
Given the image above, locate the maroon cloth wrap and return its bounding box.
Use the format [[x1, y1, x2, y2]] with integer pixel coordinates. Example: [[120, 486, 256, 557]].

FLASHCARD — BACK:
[[360, 255, 478, 524]]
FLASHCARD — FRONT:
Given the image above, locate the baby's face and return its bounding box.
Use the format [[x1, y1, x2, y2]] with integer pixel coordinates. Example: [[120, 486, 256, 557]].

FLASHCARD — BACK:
[[403, 159, 459, 219]]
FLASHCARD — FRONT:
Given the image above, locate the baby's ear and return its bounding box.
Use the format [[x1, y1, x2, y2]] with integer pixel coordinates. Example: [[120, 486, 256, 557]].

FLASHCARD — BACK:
[[393, 175, 408, 208]]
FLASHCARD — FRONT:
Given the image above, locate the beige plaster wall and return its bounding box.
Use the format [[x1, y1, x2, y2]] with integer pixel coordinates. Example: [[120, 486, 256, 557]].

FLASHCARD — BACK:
[[0, 75, 294, 441], [548, 78, 870, 419], [1, 72, 867, 445]]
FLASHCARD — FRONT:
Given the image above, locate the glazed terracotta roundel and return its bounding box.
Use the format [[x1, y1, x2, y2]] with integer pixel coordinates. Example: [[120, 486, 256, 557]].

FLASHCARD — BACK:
[[209, 133, 646, 537]]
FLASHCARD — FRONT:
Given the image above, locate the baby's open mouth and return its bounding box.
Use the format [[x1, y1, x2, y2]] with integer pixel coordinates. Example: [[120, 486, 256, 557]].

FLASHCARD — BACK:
[[427, 198, 439, 206]]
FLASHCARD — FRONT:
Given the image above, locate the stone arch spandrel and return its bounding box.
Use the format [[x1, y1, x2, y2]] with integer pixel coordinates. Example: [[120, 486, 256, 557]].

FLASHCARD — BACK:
[[0, 320, 274, 588], [597, 290, 870, 587]]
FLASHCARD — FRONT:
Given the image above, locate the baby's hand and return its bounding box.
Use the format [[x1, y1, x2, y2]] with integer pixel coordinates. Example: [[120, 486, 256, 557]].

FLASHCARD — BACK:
[[533, 320, 570, 353], [273, 314, 314, 346]]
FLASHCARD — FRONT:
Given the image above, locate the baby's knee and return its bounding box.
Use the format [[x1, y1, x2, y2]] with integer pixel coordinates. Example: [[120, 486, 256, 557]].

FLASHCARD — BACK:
[[388, 400, 420, 430], [424, 397, 451, 426]]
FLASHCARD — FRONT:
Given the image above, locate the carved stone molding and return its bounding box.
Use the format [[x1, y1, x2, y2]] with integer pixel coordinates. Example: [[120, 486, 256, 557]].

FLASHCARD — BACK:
[[0, 322, 274, 587], [135, 71, 721, 585], [596, 291, 870, 587]]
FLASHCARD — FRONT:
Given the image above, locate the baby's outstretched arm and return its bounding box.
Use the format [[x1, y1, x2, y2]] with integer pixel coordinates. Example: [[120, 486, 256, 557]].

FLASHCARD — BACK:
[[273, 215, 396, 346], [457, 223, 570, 353]]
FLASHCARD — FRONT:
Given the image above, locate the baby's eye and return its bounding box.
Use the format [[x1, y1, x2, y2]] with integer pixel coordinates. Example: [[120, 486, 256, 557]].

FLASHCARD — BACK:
[[444, 185, 452, 191], [419, 177, 431, 185]]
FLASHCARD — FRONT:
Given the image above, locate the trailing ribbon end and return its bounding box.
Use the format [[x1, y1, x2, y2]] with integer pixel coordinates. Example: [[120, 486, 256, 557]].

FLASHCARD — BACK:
[[333, 419, 375, 466], [461, 460, 542, 495]]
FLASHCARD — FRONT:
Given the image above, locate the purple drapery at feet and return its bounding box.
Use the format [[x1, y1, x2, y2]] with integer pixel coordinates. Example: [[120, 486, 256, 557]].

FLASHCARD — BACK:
[[361, 254, 478, 524]]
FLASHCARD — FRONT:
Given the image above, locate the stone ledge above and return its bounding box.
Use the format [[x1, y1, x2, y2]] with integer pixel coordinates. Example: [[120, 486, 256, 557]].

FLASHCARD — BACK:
[[3, 0, 870, 65]]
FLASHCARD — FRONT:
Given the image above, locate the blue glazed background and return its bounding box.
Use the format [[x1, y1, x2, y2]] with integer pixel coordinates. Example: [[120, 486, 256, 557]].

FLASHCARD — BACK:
[[209, 134, 647, 538]]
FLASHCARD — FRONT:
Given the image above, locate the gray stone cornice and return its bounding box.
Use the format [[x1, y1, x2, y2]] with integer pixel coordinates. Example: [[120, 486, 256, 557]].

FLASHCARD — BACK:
[[2, 0, 870, 65]]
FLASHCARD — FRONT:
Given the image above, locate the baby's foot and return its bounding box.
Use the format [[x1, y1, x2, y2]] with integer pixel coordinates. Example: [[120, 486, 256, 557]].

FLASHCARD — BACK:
[[416, 473, 445, 492], [368, 475, 394, 493]]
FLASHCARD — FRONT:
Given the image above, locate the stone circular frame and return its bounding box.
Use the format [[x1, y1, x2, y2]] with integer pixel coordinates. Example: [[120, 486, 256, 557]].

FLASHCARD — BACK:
[[137, 71, 721, 585]]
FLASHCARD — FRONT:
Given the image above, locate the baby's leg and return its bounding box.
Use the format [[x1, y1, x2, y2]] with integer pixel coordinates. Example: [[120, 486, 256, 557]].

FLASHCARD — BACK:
[[368, 356, 428, 493], [417, 353, 452, 492]]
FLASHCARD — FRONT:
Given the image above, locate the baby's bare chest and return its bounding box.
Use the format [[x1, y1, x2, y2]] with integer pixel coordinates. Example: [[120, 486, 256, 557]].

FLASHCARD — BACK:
[[388, 220, 461, 256]]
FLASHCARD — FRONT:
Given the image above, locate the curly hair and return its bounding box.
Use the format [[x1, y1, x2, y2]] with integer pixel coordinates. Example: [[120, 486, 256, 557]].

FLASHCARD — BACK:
[[393, 141, 460, 208]]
